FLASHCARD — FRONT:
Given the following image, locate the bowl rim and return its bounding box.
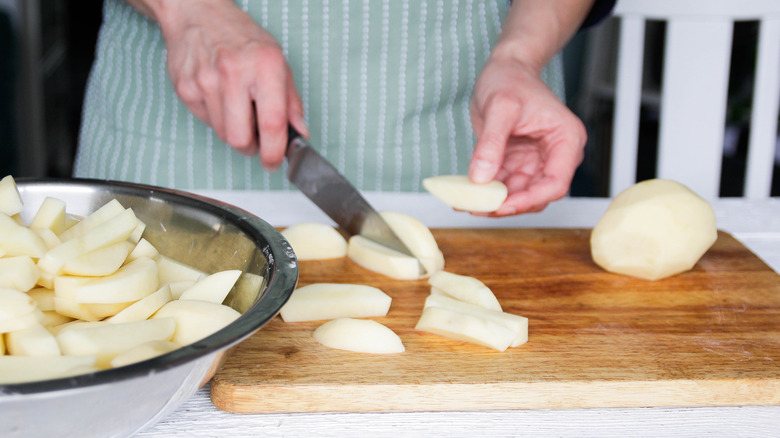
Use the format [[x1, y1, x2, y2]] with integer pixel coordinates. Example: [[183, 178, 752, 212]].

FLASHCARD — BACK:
[[1, 177, 298, 395]]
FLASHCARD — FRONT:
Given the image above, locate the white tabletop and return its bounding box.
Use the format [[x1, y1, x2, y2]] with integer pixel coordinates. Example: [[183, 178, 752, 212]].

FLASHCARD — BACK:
[[139, 192, 780, 437]]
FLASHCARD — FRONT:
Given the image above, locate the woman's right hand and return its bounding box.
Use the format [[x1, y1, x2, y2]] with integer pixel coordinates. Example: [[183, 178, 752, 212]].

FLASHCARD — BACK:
[[134, 0, 308, 171]]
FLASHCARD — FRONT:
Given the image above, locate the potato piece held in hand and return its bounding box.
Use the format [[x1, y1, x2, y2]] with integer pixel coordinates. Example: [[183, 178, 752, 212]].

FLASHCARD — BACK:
[[282, 223, 348, 260], [313, 318, 405, 354], [590, 179, 717, 280], [429, 270, 501, 312], [422, 175, 507, 213], [279, 283, 392, 322]]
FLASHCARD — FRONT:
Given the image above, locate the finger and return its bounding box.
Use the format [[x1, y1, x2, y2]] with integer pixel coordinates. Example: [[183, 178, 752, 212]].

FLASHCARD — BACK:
[[221, 81, 258, 156], [286, 71, 309, 138], [469, 97, 520, 184], [252, 61, 290, 171], [197, 68, 227, 143]]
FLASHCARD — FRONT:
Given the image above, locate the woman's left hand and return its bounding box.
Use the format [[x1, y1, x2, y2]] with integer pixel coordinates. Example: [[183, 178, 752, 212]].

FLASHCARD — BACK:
[[469, 55, 587, 217]]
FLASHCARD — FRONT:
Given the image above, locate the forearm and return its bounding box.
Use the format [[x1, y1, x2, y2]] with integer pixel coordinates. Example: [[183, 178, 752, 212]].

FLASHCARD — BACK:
[[492, 0, 596, 73], [122, 0, 237, 32]]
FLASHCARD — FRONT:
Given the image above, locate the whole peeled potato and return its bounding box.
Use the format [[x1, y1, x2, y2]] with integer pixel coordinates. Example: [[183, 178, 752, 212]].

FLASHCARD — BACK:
[[590, 179, 717, 280]]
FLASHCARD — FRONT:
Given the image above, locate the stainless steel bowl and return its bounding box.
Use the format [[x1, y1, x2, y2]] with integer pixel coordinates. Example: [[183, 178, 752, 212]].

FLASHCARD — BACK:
[[0, 178, 298, 437]]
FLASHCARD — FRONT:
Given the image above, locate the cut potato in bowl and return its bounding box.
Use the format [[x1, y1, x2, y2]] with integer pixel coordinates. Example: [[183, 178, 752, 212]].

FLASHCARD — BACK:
[[57, 199, 126, 242], [109, 339, 179, 368], [0, 288, 38, 322], [590, 179, 717, 280], [72, 257, 159, 304], [0, 212, 48, 258], [422, 174, 508, 213], [282, 222, 348, 260], [429, 270, 502, 312], [0, 256, 40, 292], [105, 285, 173, 324], [156, 255, 207, 285], [151, 299, 241, 346], [127, 238, 159, 262], [347, 235, 424, 280], [0, 309, 45, 334], [178, 269, 242, 304], [62, 240, 133, 277], [56, 317, 176, 367], [5, 323, 62, 356], [279, 283, 392, 322], [0, 354, 98, 384], [0, 175, 24, 217], [313, 318, 405, 354], [29, 196, 67, 235]]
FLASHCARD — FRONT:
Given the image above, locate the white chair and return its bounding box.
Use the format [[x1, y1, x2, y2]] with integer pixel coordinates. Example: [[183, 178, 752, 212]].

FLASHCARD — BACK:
[[606, 0, 780, 199]]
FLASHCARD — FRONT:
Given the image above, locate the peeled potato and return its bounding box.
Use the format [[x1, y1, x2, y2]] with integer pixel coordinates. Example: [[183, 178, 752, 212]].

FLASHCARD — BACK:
[[590, 179, 717, 280], [379, 211, 444, 276], [428, 270, 502, 312], [347, 235, 423, 280], [0, 175, 23, 216], [313, 318, 405, 354], [279, 283, 392, 322], [422, 175, 507, 213], [282, 222, 348, 260]]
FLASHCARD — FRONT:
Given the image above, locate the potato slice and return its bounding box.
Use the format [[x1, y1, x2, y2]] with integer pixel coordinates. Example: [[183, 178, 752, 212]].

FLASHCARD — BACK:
[[5, 323, 62, 356], [106, 285, 172, 324], [151, 299, 241, 346], [53, 297, 133, 322], [37, 208, 139, 276], [590, 179, 718, 280], [109, 340, 179, 368], [127, 237, 159, 262], [0, 288, 38, 321], [32, 228, 62, 251], [428, 271, 502, 312], [415, 305, 516, 352], [279, 283, 392, 322], [0, 213, 47, 258], [313, 318, 405, 354], [0, 256, 40, 292], [0, 355, 98, 384], [58, 199, 125, 242], [0, 308, 44, 333], [422, 175, 508, 213], [29, 196, 67, 235], [0, 175, 23, 216], [282, 222, 348, 260], [27, 287, 55, 311], [423, 293, 528, 347], [62, 240, 134, 277], [347, 235, 423, 280], [56, 317, 176, 367], [178, 270, 242, 304], [40, 310, 74, 328], [380, 211, 444, 276], [72, 257, 159, 304], [156, 255, 207, 285]]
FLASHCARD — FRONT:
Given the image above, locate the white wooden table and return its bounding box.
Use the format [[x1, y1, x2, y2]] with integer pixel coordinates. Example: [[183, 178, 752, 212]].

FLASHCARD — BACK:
[[139, 192, 780, 438]]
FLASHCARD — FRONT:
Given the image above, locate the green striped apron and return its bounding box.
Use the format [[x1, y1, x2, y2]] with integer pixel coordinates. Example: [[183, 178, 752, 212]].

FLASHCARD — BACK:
[[74, 0, 565, 192]]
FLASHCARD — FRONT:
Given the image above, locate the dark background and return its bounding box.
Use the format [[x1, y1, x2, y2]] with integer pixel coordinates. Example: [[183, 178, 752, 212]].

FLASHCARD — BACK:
[[0, 1, 777, 196]]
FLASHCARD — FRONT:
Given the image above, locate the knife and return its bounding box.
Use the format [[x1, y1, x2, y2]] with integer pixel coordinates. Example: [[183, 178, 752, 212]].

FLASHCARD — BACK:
[[285, 125, 424, 272]]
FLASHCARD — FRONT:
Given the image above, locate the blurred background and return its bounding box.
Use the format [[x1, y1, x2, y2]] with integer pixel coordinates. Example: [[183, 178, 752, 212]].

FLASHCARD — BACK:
[[0, 1, 778, 196]]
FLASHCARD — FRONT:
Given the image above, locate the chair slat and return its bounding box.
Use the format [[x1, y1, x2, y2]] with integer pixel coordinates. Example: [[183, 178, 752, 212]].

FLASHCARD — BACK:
[[609, 16, 645, 196], [656, 19, 733, 200], [745, 18, 780, 199]]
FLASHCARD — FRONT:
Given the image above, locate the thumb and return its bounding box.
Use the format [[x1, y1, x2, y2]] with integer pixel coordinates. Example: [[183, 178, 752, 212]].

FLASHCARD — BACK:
[[469, 101, 516, 183]]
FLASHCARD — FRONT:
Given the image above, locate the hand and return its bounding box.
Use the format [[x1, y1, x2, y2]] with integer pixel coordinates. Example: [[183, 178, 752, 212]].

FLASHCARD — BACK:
[[154, 0, 307, 171], [469, 56, 586, 216]]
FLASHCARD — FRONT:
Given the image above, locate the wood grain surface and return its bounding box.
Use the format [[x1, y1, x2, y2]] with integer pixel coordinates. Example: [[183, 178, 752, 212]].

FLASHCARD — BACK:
[[210, 229, 780, 413]]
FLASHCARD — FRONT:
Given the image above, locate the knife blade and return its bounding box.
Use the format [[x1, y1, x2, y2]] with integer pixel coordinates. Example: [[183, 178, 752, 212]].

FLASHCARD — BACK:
[[285, 126, 424, 272]]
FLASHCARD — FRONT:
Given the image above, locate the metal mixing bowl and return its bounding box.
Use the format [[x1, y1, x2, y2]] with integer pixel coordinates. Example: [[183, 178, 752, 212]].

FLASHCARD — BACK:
[[0, 178, 298, 437]]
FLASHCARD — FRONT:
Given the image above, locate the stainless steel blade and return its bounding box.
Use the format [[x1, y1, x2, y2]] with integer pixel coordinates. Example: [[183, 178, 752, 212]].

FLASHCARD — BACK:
[[285, 127, 424, 273]]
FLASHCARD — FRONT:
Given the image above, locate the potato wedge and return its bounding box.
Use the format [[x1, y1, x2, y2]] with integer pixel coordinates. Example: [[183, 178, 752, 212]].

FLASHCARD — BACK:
[[422, 175, 507, 213], [279, 283, 392, 322], [428, 271, 502, 312], [0, 175, 23, 217], [313, 318, 405, 354], [0, 355, 98, 384], [5, 323, 62, 356], [178, 270, 241, 304], [151, 299, 240, 346], [282, 222, 348, 260], [72, 257, 159, 304], [109, 340, 179, 368], [62, 240, 133, 277], [29, 196, 67, 235], [415, 305, 516, 352], [347, 235, 423, 280], [0, 256, 40, 292]]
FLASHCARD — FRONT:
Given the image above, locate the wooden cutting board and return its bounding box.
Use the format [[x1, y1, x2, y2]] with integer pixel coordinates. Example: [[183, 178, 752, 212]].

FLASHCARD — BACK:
[[211, 229, 780, 413]]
